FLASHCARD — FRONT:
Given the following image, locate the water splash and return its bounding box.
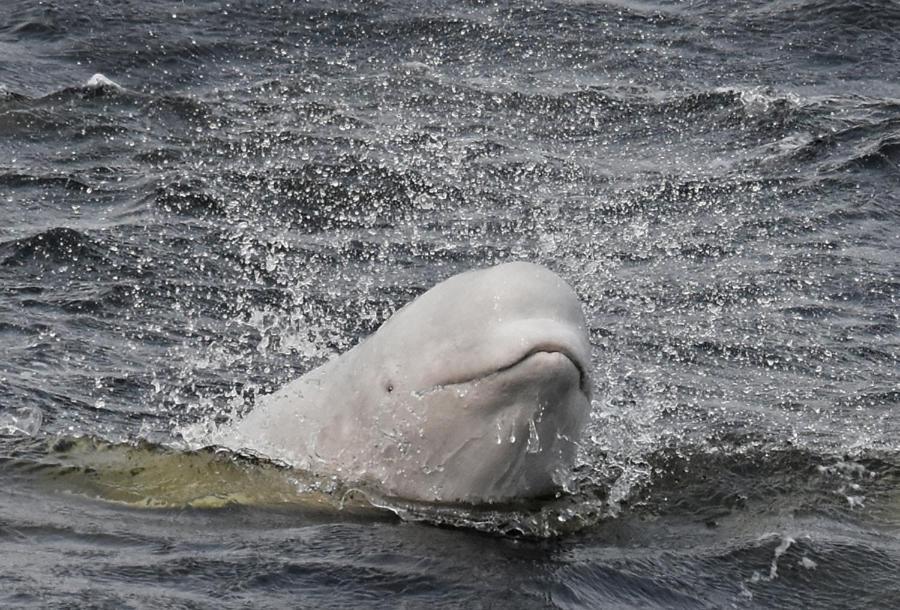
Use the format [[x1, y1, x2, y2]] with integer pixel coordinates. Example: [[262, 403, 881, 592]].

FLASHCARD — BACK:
[[0, 406, 43, 436]]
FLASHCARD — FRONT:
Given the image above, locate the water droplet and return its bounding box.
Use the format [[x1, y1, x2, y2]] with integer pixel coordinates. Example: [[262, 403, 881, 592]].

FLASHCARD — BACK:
[[526, 419, 541, 453]]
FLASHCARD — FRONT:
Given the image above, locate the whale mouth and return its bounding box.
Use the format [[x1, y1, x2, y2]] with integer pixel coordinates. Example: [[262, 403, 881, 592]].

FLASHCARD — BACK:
[[494, 348, 591, 398], [418, 347, 591, 399]]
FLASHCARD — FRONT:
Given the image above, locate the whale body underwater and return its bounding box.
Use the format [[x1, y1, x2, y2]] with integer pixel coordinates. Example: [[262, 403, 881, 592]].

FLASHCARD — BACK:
[[217, 262, 593, 504]]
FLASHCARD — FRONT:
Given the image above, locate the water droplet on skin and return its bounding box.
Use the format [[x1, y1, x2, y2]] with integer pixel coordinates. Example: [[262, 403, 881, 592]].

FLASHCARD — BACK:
[[526, 419, 541, 453]]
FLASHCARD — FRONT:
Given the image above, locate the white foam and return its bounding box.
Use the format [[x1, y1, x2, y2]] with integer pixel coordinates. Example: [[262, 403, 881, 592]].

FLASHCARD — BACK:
[[85, 73, 124, 91]]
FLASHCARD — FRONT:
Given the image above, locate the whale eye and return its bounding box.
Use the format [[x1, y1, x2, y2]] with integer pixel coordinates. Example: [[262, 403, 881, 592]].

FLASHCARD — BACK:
[[386, 382, 394, 393]]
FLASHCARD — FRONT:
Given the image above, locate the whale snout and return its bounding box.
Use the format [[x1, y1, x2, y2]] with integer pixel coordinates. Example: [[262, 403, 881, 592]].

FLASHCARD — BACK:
[[499, 348, 591, 400]]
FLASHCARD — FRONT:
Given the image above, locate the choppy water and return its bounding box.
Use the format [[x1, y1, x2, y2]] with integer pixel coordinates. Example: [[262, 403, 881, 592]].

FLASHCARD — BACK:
[[1, 0, 899, 607]]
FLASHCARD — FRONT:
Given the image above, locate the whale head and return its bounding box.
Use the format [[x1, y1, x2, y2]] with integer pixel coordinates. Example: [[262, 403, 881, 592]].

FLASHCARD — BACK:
[[229, 262, 593, 504]]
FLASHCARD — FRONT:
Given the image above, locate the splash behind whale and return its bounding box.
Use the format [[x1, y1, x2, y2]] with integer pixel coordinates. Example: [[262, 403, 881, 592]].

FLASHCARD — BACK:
[[219, 262, 592, 504]]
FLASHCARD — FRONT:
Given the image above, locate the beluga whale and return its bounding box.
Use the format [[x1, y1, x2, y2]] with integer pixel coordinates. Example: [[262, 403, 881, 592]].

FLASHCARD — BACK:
[[218, 262, 593, 504]]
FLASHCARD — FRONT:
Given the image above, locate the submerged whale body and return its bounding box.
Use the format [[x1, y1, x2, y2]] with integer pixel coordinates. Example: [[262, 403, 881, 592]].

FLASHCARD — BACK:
[[221, 262, 593, 504]]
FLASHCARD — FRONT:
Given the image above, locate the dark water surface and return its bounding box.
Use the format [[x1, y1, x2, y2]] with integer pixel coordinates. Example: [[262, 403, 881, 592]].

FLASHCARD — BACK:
[[1, 0, 899, 607]]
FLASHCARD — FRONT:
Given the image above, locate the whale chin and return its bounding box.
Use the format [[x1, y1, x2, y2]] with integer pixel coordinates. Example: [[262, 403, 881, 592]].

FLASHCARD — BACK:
[[375, 350, 590, 504]]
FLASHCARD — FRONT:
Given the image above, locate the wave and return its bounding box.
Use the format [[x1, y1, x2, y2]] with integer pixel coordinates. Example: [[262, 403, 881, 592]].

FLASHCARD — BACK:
[[396, 80, 805, 136], [0, 3, 69, 40], [751, 0, 900, 34], [0, 172, 90, 192], [0, 79, 216, 147], [0, 227, 106, 267], [154, 160, 461, 231], [3, 432, 895, 541], [153, 180, 225, 217], [843, 135, 900, 172]]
